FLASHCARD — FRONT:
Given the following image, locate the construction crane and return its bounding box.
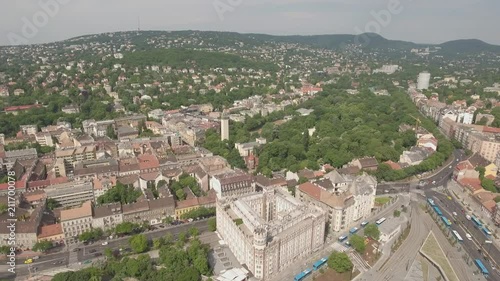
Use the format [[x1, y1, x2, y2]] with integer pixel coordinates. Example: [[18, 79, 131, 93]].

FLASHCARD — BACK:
[[409, 114, 421, 131]]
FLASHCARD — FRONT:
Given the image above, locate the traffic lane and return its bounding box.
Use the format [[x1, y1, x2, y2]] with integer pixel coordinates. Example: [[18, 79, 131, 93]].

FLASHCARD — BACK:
[[428, 191, 500, 274], [432, 191, 496, 250], [79, 221, 209, 260]]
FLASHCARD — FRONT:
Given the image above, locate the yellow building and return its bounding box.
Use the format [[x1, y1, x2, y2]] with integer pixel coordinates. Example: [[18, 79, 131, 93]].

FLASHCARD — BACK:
[[485, 163, 498, 178]]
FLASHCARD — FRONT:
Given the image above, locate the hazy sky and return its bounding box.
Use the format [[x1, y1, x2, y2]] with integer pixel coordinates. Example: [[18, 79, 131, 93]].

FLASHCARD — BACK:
[[1, 0, 499, 46]]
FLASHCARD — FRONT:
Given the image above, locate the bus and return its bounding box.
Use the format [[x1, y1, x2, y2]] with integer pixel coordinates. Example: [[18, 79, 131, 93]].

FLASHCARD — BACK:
[[350, 227, 359, 234], [294, 269, 312, 281], [338, 235, 348, 242], [433, 206, 443, 216], [361, 221, 368, 227], [482, 226, 492, 237], [474, 259, 489, 277], [375, 218, 386, 225], [313, 258, 328, 271], [452, 230, 463, 242], [427, 198, 436, 206], [441, 216, 452, 227], [471, 216, 482, 228]]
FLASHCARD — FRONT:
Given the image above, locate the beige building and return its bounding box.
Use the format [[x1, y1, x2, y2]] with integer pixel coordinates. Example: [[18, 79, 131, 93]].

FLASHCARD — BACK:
[[210, 169, 256, 198], [55, 145, 96, 174], [92, 203, 123, 231], [296, 172, 377, 232], [216, 188, 326, 280], [45, 181, 95, 208], [61, 201, 93, 244]]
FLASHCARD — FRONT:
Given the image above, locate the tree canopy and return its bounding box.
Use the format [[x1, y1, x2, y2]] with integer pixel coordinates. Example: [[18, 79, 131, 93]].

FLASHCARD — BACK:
[[327, 251, 353, 273], [364, 223, 381, 241], [97, 183, 142, 205]]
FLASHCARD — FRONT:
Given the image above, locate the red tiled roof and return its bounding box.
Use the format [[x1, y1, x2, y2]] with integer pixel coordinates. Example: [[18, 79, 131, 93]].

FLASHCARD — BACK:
[[384, 160, 401, 170], [298, 182, 321, 200], [458, 178, 482, 192], [4, 104, 42, 112], [455, 161, 474, 171], [0, 181, 25, 191], [49, 177, 69, 185], [483, 126, 500, 134], [38, 224, 63, 239]]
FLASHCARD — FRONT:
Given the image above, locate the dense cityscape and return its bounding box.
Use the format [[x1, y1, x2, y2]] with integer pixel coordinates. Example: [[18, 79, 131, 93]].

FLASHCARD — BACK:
[[0, 9, 500, 281]]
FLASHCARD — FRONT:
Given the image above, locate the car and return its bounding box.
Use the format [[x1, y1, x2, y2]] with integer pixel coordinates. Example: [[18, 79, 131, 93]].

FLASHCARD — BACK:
[[89, 249, 97, 253], [432, 180, 436, 184], [32, 256, 40, 260], [452, 212, 457, 216], [466, 215, 471, 220], [465, 233, 472, 240], [449, 165, 452, 168], [101, 241, 108, 246]]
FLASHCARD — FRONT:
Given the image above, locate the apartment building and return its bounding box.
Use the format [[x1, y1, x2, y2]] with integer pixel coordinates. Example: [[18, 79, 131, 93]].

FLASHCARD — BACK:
[[296, 172, 377, 232], [92, 203, 123, 231], [44, 181, 95, 208], [210, 169, 256, 198], [216, 188, 326, 280], [35, 132, 55, 147], [82, 119, 115, 137], [55, 145, 96, 173], [60, 201, 93, 244]]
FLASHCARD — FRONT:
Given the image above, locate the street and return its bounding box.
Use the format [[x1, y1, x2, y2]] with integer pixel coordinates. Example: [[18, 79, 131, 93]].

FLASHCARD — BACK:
[[377, 149, 465, 195], [426, 190, 500, 280], [0, 220, 209, 280]]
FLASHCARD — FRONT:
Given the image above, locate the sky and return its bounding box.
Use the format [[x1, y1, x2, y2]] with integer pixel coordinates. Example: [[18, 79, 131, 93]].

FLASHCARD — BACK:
[[0, 0, 499, 46]]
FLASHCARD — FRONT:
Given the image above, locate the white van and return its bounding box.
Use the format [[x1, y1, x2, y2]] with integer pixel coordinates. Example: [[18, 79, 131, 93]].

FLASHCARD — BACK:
[[465, 233, 472, 240], [466, 215, 471, 220]]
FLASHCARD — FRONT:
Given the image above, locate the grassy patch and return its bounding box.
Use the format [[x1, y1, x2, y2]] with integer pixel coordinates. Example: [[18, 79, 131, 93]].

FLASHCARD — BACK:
[[314, 267, 355, 281], [421, 233, 459, 281], [375, 197, 392, 206]]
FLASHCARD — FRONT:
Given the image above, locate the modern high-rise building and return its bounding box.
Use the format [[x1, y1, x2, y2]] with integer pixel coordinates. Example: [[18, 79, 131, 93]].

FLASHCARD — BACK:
[[221, 113, 229, 141], [216, 187, 326, 280], [417, 71, 431, 90]]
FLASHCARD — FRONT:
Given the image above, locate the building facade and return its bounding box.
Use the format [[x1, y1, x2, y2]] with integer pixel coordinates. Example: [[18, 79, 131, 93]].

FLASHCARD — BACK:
[[45, 181, 95, 207], [210, 170, 255, 198], [60, 201, 93, 244], [296, 172, 377, 232], [216, 188, 326, 280]]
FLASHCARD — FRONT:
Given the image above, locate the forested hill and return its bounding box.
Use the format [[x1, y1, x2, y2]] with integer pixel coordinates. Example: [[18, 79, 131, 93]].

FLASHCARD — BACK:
[[57, 30, 500, 55]]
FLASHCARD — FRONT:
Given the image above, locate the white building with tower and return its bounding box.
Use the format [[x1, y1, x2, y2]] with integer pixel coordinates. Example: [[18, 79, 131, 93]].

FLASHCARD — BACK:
[[221, 113, 229, 141], [417, 72, 431, 90], [216, 187, 326, 280]]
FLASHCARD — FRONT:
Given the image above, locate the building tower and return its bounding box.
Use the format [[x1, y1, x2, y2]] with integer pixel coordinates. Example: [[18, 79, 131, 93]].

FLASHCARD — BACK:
[[221, 113, 229, 141], [417, 71, 431, 90]]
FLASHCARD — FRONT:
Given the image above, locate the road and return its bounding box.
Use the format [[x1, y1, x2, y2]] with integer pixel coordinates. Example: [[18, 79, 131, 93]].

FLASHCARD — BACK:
[[0, 220, 209, 280], [362, 201, 431, 281], [377, 149, 465, 195], [426, 190, 500, 280], [271, 195, 407, 281]]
